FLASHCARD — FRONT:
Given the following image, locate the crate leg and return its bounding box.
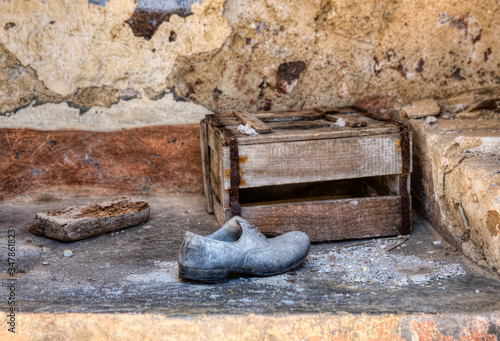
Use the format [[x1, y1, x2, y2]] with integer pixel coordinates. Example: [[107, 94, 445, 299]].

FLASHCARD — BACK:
[[399, 173, 412, 235], [200, 119, 213, 213], [212, 193, 225, 226]]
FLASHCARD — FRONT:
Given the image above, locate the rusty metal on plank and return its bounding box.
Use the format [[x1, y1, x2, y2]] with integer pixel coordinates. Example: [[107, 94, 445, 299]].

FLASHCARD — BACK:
[[206, 114, 241, 217], [352, 108, 412, 235]]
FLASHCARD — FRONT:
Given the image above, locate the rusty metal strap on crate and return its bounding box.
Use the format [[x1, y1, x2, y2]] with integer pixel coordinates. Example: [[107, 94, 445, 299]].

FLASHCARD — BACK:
[[353, 109, 412, 235], [206, 114, 242, 217]]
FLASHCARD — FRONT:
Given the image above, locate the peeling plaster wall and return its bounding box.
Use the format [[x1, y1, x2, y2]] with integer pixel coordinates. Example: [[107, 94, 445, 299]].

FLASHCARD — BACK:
[[0, 0, 229, 104], [0, 0, 498, 123]]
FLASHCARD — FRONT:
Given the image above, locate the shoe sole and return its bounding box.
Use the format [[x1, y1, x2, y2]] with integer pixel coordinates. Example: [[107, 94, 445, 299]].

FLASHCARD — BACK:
[[178, 245, 310, 284]]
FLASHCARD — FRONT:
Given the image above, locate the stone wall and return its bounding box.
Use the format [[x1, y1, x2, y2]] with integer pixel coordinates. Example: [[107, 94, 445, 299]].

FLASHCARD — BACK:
[[0, 0, 499, 123]]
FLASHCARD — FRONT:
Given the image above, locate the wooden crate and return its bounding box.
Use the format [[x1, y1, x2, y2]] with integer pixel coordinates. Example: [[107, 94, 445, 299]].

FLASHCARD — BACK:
[[200, 107, 412, 242]]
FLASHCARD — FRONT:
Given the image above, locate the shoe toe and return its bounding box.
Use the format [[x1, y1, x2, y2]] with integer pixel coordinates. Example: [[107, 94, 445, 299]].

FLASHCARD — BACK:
[[272, 231, 310, 265], [292, 231, 311, 257]]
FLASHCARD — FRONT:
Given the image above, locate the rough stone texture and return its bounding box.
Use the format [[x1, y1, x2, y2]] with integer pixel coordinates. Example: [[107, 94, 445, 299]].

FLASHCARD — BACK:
[[0, 43, 62, 114], [168, 0, 500, 113], [402, 99, 441, 118], [446, 157, 500, 273], [0, 0, 499, 118], [410, 116, 500, 274], [355, 95, 403, 120]]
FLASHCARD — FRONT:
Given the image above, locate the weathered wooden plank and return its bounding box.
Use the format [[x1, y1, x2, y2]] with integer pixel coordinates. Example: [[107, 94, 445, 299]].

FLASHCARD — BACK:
[[323, 114, 368, 128], [200, 120, 213, 213], [233, 111, 272, 134], [314, 106, 360, 115], [217, 114, 246, 127], [212, 192, 226, 227], [266, 120, 336, 130], [207, 123, 226, 150], [208, 112, 398, 145], [221, 134, 402, 189], [218, 111, 323, 125], [222, 196, 401, 242], [209, 145, 230, 208], [210, 173, 230, 208], [254, 111, 322, 122], [30, 197, 150, 242], [400, 172, 412, 235], [232, 123, 399, 145], [209, 146, 222, 187]]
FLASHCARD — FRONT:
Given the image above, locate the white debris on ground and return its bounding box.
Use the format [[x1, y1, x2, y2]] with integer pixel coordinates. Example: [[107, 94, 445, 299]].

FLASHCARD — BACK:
[[122, 239, 466, 287], [255, 239, 466, 287], [237, 123, 259, 136], [125, 261, 179, 284], [305, 241, 466, 286], [334, 117, 346, 127]]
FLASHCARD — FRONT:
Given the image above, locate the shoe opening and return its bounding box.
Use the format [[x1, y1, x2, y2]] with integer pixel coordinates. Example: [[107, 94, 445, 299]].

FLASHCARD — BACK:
[[208, 219, 243, 242]]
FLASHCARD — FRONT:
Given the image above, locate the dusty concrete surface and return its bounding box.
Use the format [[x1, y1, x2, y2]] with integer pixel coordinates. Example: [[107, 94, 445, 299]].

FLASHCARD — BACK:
[[1, 0, 500, 121], [0, 195, 499, 339]]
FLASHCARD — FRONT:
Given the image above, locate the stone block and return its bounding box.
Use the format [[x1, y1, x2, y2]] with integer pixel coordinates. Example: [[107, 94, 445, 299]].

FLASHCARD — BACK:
[[410, 117, 500, 273], [446, 156, 500, 272], [402, 99, 440, 119]]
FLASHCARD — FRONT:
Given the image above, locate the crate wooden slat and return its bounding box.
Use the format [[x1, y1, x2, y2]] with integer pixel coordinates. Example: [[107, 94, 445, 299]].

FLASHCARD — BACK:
[[221, 196, 402, 242], [202, 108, 411, 242], [214, 124, 399, 146], [220, 134, 402, 189], [233, 111, 273, 134], [200, 119, 213, 213]]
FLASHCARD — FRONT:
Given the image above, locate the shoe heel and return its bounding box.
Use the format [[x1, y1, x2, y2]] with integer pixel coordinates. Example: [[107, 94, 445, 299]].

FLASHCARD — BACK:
[[178, 265, 230, 283]]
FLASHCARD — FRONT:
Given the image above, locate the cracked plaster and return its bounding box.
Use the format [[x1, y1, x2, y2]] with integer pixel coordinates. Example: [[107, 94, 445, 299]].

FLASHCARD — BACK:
[[0, 0, 229, 97], [0, 89, 212, 130], [0, 0, 499, 120]]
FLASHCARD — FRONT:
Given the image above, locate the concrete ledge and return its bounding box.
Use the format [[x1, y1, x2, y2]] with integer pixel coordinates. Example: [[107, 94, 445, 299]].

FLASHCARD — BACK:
[[1, 313, 499, 340]]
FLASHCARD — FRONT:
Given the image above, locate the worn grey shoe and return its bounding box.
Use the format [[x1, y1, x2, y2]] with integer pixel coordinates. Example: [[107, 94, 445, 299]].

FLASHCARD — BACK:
[[178, 216, 310, 283]]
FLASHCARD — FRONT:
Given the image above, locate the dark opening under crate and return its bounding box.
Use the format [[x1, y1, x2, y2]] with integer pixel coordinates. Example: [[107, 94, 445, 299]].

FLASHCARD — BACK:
[[200, 107, 412, 242]]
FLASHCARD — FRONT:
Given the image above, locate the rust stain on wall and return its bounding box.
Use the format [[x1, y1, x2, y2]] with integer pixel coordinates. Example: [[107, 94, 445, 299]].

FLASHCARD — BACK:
[[355, 95, 402, 121], [126, 9, 188, 41], [125, 0, 204, 40], [276, 61, 306, 94], [0, 125, 203, 202]]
